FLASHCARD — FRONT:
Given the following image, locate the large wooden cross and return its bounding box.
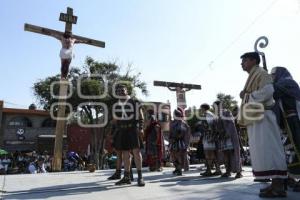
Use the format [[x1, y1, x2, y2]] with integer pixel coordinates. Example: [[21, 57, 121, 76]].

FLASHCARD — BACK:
[[59, 7, 77, 33], [25, 7, 105, 48], [153, 81, 201, 109], [24, 7, 105, 171]]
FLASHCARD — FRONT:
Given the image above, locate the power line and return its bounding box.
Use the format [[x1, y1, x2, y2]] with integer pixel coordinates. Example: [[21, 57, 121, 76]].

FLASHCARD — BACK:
[[190, 0, 279, 82]]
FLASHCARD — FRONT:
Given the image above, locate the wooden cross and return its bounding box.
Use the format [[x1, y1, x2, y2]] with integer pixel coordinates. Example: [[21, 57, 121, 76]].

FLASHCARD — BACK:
[[24, 7, 105, 48], [153, 81, 201, 109], [59, 7, 77, 33], [24, 7, 105, 171]]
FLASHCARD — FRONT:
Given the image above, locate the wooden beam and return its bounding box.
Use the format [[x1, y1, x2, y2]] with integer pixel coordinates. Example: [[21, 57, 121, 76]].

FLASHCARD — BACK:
[[25, 7, 106, 172], [24, 23, 105, 48], [24, 23, 63, 37], [74, 35, 105, 48], [153, 80, 201, 90]]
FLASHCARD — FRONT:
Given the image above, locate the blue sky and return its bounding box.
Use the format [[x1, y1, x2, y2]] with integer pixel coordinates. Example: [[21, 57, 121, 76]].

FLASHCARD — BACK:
[[1, 0, 300, 110]]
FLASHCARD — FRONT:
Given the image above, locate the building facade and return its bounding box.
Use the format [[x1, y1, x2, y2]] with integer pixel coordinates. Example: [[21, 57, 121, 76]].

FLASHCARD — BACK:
[[0, 101, 57, 153], [0, 100, 171, 154]]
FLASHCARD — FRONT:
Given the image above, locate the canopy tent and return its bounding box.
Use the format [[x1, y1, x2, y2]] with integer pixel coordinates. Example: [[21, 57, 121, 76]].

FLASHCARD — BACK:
[[0, 149, 8, 155]]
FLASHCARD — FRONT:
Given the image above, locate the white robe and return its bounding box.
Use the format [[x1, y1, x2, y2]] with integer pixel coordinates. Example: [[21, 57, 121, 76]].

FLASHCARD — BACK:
[[247, 84, 287, 179]]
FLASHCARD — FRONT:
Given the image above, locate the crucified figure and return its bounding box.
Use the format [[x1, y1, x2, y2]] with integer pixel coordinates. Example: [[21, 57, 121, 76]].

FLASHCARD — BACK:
[[52, 32, 83, 79]]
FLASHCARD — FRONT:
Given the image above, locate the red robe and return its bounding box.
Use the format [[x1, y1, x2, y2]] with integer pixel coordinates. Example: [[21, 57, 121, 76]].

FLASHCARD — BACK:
[[145, 121, 164, 169]]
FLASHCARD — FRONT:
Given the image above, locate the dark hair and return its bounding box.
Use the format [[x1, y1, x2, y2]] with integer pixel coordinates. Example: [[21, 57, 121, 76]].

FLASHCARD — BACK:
[[147, 109, 155, 121], [147, 109, 154, 116], [63, 32, 72, 38], [200, 103, 210, 111], [240, 52, 260, 65], [174, 107, 184, 118], [115, 83, 127, 90], [213, 101, 221, 106]]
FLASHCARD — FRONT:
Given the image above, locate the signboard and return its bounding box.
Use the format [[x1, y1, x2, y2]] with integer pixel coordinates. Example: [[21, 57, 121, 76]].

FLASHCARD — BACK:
[[59, 13, 77, 24], [16, 128, 25, 140]]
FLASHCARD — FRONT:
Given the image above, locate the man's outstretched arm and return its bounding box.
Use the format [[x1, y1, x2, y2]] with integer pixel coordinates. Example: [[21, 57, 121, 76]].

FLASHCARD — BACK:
[[72, 34, 105, 48], [24, 24, 63, 40]]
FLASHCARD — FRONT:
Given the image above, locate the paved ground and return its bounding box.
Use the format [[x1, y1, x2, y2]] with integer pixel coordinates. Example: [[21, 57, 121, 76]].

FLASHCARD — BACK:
[[0, 165, 298, 200]]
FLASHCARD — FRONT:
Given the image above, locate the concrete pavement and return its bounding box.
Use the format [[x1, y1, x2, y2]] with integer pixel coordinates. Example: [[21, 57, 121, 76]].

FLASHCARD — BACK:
[[0, 165, 298, 200]]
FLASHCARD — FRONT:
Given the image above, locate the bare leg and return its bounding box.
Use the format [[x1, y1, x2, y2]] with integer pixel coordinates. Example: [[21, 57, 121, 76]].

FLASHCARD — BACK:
[[201, 150, 213, 176], [61, 59, 71, 79], [132, 148, 145, 186], [123, 150, 131, 172], [107, 150, 122, 180], [116, 150, 122, 170], [213, 150, 221, 175], [177, 151, 184, 175], [183, 151, 189, 171], [221, 150, 231, 177], [115, 151, 131, 185]]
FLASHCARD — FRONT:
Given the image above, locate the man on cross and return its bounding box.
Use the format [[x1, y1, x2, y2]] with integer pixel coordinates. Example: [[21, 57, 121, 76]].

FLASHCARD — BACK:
[[25, 7, 105, 80], [51, 31, 82, 79], [24, 7, 105, 171]]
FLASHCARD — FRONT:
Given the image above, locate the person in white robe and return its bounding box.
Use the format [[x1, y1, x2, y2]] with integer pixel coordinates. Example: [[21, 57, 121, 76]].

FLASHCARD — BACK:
[[239, 52, 287, 198]]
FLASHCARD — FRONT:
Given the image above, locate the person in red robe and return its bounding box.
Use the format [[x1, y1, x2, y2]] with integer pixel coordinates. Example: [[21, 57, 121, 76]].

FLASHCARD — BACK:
[[145, 109, 164, 171]]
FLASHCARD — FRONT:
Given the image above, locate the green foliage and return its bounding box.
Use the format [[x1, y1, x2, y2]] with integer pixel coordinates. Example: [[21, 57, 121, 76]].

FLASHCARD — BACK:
[[33, 57, 148, 122], [186, 93, 238, 134], [216, 93, 238, 112], [186, 107, 200, 133], [32, 57, 149, 168], [33, 75, 60, 110]]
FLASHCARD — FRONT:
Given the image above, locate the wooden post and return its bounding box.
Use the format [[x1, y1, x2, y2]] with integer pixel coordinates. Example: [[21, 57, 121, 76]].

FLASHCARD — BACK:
[[24, 7, 105, 171], [52, 81, 69, 171]]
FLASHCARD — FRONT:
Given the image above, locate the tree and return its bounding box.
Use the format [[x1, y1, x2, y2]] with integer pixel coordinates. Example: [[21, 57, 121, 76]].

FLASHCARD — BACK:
[[215, 93, 238, 112], [186, 106, 200, 134], [33, 57, 148, 169], [215, 93, 248, 147], [28, 103, 37, 110]]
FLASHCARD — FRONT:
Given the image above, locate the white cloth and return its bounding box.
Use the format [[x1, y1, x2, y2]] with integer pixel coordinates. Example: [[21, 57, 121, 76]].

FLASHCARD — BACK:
[[0, 160, 4, 170], [59, 48, 73, 59], [1, 158, 11, 172], [247, 84, 287, 179], [38, 163, 47, 173], [28, 163, 37, 174]]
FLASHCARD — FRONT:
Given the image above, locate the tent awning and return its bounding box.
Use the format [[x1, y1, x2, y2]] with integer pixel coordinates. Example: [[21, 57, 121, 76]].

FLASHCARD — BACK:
[[38, 135, 67, 138]]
